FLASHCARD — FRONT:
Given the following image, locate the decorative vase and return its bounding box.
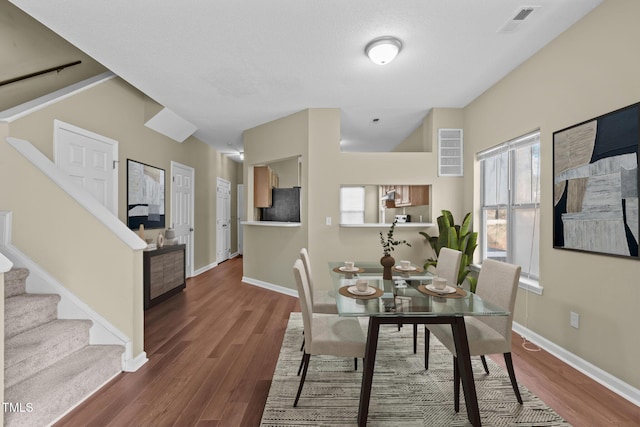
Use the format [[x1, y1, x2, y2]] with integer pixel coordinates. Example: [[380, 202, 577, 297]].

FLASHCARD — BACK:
[[380, 255, 395, 280]]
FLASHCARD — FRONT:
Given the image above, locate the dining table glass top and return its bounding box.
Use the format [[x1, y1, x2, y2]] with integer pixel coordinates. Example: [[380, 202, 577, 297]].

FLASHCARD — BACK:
[[329, 261, 509, 318]]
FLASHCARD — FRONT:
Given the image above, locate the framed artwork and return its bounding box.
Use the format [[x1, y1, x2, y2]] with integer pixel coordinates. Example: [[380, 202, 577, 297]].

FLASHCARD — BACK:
[[127, 159, 165, 230], [553, 102, 639, 258]]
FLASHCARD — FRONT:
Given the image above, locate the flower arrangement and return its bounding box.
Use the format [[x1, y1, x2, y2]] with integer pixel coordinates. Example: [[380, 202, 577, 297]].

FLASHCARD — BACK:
[[380, 219, 411, 257]]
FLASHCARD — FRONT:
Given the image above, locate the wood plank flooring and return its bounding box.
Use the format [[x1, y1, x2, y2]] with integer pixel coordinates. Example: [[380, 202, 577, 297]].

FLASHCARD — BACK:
[[55, 256, 639, 426]]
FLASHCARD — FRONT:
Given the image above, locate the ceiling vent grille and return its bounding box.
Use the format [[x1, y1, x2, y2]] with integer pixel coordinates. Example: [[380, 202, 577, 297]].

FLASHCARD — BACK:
[[498, 6, 539, 33], [438, 129, 463, 177]]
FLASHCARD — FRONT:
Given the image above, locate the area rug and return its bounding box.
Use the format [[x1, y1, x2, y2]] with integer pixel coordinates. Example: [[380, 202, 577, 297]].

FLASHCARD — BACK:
[[260, 313, 571, 426]]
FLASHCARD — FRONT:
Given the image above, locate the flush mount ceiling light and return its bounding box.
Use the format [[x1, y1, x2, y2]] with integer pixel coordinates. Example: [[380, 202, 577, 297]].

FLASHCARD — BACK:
[[365, 36, 402, 65]]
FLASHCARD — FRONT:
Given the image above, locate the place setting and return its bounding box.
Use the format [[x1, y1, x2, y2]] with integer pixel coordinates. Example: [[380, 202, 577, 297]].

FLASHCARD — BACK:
[[418, 277, 467, 298], [338, 279, 383, 299], [332, 260, 364, 277], [392, 259, 423, 276]]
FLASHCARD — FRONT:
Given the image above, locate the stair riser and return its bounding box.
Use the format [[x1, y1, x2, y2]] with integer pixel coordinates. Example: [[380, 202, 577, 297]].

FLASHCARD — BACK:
[[5, 304, 58, 339], [5, 323, 91, 389], [4, 268, 29, 298]]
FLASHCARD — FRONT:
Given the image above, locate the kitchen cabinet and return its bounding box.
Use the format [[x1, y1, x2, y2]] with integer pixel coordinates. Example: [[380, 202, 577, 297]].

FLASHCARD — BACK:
[[382, 185, 430, 207], [254, 166, 279, 208]]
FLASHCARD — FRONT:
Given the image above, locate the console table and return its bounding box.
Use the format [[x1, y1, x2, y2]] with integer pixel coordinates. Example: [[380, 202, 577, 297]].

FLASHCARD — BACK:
[[143, 244, 186, 309]]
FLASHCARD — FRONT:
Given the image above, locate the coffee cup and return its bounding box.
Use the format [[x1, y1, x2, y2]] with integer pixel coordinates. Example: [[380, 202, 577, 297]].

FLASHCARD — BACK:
[[400, 260, 411, 269], [344, 261, 355, 270], [355, 279, 369, 292], [432, 277, 447, 290]]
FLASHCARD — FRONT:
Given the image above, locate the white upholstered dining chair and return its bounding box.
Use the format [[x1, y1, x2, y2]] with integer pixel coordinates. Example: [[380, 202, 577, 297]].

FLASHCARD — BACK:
[[300, 248, 338, 314], [292, 259, 366, 407], [413, 247, 463, 354], [425, 258, 523, 411]]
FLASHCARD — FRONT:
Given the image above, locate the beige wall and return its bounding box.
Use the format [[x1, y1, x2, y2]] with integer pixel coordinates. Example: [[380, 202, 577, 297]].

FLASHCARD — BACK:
[[243, 108, 467, 291], [463, 0, 640, 389]]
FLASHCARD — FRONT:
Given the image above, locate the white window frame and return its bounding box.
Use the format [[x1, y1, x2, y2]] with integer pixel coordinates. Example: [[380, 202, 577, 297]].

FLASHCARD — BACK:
[[478, 131, 542, 294]]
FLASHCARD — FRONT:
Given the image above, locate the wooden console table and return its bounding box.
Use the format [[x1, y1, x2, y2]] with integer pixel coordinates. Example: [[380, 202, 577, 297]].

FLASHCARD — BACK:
[[143, 244, 186, 309]]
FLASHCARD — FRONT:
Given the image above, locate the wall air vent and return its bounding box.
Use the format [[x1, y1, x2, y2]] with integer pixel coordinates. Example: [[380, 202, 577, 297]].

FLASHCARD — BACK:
[[498, 6, 539, 33], [438, 128, 463, 177]]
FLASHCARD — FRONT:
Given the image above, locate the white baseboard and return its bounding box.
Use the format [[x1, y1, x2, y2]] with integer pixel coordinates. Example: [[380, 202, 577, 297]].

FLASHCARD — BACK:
[[193, 261, 217, 277], [241, 276, 298, 298], [512, 322, 640, 407], [124, 351, 148, 372]]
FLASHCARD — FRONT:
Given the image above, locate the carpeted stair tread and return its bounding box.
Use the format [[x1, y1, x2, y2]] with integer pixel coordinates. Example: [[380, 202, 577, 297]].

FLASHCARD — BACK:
[[5, 319, 93, 389], [4, 344, 124, 427], [4, 268, 29, 298], [4, 293, 60, 338]]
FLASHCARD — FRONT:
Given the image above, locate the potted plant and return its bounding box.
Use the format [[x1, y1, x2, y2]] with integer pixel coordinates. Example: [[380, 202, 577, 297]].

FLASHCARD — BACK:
[[379, 219, 411, 279], [419, 210, 478, 292]]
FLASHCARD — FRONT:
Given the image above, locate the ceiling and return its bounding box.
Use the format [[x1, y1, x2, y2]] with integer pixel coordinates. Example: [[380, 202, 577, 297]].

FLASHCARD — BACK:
[[10, 0, 602, 159]]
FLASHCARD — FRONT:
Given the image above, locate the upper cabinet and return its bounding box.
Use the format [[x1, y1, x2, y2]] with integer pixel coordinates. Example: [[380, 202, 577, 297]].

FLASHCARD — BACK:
[[382, 185, 429, 207], [254, 165, 279, 208]]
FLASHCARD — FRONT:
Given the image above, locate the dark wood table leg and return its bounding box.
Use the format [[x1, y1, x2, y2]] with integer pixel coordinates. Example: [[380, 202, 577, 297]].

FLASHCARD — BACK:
[[357, 317, 381, 427], [451, 316, 481, 427]]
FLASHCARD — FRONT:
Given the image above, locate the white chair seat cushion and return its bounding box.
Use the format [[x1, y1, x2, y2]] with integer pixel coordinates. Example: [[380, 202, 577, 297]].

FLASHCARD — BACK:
[[427, 317, 510, 357], [308, 314, 366, 358], [313, 289, 338, 314]]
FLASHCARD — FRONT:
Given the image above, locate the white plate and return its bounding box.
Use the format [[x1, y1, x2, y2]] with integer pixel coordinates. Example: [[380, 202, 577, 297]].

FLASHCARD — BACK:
[[395, 265, 417, 271], [426, 284, 457, 294], [347, 285, 377, 296], [339, 266, 359, 272]]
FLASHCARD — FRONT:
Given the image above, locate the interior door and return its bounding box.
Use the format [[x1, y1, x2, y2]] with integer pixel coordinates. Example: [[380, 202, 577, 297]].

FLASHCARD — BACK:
[[54, 120, 118, 215], [216, 178, 231, 262], [171, 161, 194, 277]]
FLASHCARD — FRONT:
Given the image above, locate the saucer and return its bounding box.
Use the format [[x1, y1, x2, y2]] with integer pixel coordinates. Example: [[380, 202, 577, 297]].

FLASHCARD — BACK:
[[347, 285, 377, 296], [426, 284, 457, 294], [339, 266, 359, 272], [395, 265, 417, 271]]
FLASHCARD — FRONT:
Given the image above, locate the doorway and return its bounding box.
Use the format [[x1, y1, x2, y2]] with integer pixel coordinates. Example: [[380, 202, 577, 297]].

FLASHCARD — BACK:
[[171, 161, 195, 277], [54, 120, 118, 215], [216, 177, 231, 263]]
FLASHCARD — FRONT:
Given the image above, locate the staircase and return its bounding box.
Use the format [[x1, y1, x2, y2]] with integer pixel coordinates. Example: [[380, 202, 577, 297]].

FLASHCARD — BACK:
[[4, 267, 124, 427]]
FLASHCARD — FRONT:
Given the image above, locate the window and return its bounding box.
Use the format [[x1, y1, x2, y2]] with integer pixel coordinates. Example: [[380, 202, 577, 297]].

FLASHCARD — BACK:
[[340, 186, 365, 224], [479, 131, 540, 281]]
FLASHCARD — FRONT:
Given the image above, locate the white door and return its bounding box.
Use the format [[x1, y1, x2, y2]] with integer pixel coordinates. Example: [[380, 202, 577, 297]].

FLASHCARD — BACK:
[[237, 184, 244, 255], [54, 120, 118, 215], [171, 161, 195, 278], [216, 178, 231, 262]]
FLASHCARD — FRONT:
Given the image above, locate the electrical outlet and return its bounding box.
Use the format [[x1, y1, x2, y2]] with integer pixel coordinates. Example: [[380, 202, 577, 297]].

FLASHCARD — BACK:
[[570, 311, 580, 329], [325, 216, 332, 225]]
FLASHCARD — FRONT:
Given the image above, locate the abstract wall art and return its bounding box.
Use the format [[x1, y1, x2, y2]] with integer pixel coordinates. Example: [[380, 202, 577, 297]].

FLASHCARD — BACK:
[[127, 159, 166, 230], [553, 102, 639, 258]]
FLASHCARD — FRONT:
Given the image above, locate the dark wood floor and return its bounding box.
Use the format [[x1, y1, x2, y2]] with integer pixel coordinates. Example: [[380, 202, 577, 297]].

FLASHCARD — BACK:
[[55, 256, 639, 426]]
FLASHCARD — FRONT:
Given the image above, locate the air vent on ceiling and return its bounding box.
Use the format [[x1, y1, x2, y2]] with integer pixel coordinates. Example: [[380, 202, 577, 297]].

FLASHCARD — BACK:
[[498, 6, 539, 33]]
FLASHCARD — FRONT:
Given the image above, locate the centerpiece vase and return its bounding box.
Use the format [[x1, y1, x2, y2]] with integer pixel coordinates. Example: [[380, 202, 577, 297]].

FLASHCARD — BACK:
[[380, 255, 395, 280]]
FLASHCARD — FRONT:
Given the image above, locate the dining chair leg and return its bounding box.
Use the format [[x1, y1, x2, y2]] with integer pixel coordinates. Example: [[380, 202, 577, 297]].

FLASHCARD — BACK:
[[453, 355, 460, 412], [294, 352, 311, 407], [300, 331, 305, 351], [504, 352, 523, 404], [424, 327, 431, 370], [412, 324, 418, 353], [354, 357, 358, 371], [297, 352, 305, 376], [480, 355, 490, 374]]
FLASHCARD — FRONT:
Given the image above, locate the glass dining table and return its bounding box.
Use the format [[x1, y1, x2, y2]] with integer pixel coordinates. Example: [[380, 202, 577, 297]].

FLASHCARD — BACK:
[[329, 261, 509, 427]]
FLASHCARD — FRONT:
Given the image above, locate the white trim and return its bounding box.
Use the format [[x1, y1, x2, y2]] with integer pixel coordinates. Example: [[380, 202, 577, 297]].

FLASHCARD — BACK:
[[242, 276, 299, 298], [6, 137, 146, 251], [241, 221, 301, 227], [339, 222, 434, 228], [0, 72, 116, 123], [123, 351, 148, 372], [53, 119, 119, 216], [512, 322, 640, 407], [193, 261, 218, 277]]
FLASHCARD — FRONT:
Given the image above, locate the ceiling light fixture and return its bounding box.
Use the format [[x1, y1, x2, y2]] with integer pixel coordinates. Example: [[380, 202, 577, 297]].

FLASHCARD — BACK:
[[365, 36, 402, 65]]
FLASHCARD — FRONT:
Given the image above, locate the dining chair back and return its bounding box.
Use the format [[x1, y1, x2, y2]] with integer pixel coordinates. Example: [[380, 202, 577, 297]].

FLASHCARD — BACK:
[[292, 259, 366, 406], [435, 247, 463, 286], [300, 248, 338, 314]]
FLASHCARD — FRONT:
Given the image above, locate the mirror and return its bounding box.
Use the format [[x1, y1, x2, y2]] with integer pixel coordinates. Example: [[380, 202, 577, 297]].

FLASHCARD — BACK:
[[340, 185, 431, 225]]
